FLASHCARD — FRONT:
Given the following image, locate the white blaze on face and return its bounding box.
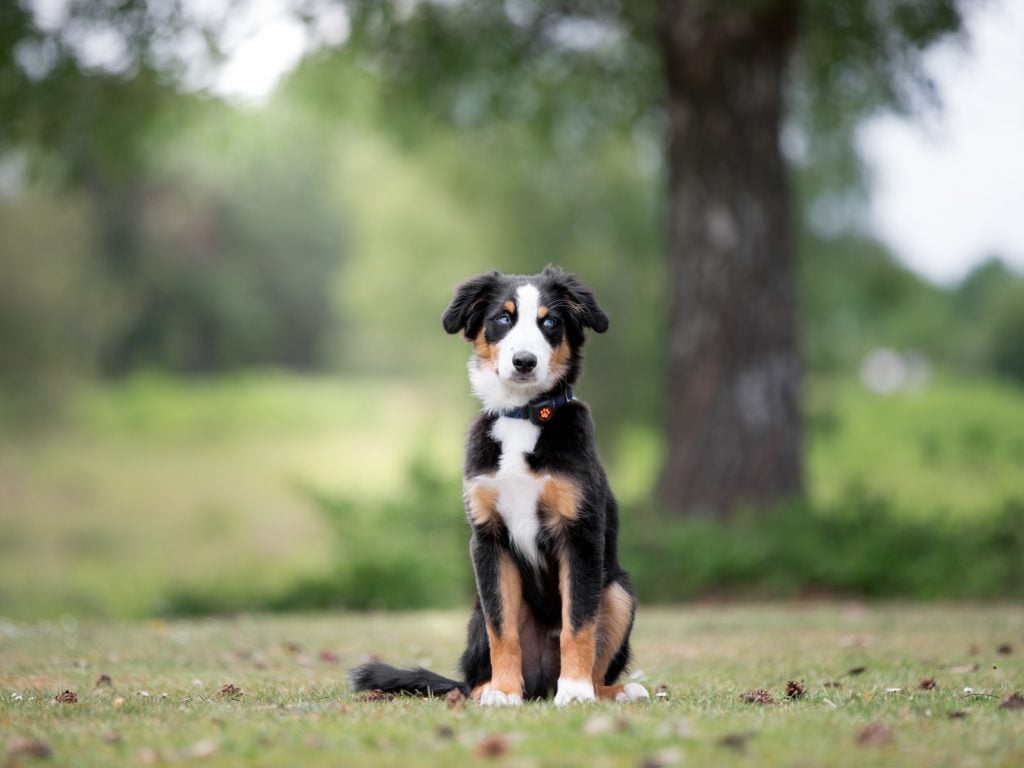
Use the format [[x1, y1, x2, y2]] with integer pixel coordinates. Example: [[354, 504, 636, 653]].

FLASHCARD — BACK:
[[468, 282, 556, 412], [497, 284, 551, 384]]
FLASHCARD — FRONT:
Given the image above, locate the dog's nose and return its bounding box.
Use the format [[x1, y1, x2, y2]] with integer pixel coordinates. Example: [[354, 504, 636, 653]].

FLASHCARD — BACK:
[[513, 351, 537, 373]]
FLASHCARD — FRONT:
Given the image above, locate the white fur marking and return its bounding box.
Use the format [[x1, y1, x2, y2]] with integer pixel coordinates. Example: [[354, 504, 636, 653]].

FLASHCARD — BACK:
[[554, 677, 596, 706], [615, 683, 650, 702], [469, 282, 556, 413], [479, 685, 523, 707], [486, 416, 543, 567]]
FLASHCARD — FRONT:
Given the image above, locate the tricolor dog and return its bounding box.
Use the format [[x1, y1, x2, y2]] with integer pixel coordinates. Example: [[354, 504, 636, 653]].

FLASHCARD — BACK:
[[350, 266, 648, 706]]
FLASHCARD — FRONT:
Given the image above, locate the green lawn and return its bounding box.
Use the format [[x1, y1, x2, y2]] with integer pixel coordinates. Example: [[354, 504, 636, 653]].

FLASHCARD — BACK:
[[3, 605, 1023, 767]]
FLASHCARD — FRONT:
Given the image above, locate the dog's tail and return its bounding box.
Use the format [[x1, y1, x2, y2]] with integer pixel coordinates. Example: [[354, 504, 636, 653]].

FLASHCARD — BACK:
[[348, 661, 470, 698]]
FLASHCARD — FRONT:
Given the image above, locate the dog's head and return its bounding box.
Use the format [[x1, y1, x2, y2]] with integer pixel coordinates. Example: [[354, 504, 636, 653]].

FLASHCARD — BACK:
[[442, 265, 609, 411]]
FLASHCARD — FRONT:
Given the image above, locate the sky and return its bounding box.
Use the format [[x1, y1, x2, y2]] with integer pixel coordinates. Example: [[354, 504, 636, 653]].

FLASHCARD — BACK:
[[857, 0, 1024, 284]]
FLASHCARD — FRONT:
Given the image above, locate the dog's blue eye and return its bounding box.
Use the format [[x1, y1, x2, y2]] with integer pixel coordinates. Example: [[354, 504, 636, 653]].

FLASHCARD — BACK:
[[496, 313, 511, 325], [541, 317, 558, 329]]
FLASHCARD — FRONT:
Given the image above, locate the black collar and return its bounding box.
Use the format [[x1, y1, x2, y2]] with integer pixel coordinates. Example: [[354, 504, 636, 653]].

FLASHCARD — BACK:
[[498, 387, 575, 426]]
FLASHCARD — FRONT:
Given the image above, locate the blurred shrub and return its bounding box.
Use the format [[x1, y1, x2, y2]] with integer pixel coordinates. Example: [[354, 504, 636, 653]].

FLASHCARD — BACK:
[[988, 284, 1024, 386], [162, 459, 1023, 616], [0, 194, 120, 423], [625, 492, 1024, 601], [162, 456, 472, 615], [103, 107, 346, 374]]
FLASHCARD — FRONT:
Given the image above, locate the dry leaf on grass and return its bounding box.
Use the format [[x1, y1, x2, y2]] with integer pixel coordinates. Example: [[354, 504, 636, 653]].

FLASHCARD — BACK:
[[445, 688, 466, 710], [947, 710, 968, 719], [998, 692, 1024, 710], [855, 723, 894, 746], [5, 737, 52, 760], [785, 680, 805, 699], [847, 666, 867, 676], [216, 683, 242, 701], [919, 678, 938, 690], [475, 734, 508, 758], [739, 689, 774, 705], [54, 690, 78, 704], [717, 731, 757, 752]]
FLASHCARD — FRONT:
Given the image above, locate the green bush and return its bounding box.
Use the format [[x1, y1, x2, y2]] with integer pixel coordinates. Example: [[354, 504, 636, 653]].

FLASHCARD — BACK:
[[989, 285, 1024, 386], [162, 458, 1024, 616], [0, 194, 119, 424], [624, 492, 1024, 601], [162, 457, 473, 615]]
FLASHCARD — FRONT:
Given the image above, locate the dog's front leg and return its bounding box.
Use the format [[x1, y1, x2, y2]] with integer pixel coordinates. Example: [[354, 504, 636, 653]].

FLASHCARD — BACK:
[[555, 538, 603, 706], [471, 532, 524, 706]]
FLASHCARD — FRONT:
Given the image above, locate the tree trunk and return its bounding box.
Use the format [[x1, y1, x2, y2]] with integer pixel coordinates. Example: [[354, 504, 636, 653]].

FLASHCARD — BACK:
[[656, 0, 803, 516]]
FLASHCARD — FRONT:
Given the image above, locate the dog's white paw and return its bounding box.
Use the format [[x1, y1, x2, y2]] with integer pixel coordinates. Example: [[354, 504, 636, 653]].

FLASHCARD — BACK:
[[554, 678, 596, 706], [615, 683, 650, 702], [479, 686, 523, 707]]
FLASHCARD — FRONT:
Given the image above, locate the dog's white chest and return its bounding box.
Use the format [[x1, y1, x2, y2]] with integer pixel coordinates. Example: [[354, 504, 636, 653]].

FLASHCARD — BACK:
[[488, 417, 544, 566]]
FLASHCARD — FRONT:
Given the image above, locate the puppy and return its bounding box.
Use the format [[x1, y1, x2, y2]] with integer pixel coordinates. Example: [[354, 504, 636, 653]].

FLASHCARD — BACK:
[[350, 265, 648, 706]]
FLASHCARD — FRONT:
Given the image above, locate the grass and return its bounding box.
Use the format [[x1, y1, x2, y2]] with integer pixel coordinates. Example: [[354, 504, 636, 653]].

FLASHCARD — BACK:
[[2, 604, 1024, 767]]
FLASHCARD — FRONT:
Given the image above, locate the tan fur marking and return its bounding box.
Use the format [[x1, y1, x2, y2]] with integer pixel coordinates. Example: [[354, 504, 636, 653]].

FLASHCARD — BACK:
[[558, 553, 597, 681], [547, 338, 571, 380], [485, 554, 524, 697], [538, 474, 582, 532], [538, 305, 549, 319], [473, 329, 498, 369], [595, 684, 628, 700], [470, 682, 488, 701], [593, 582, 635, 684], [504, 299, 516, 313], [466, 483, 499, 527]]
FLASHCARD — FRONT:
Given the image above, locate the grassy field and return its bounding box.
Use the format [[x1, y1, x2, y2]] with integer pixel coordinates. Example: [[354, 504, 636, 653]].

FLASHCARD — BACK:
[[2, 604, 1023, 767], [1, 371, 1023, 618]]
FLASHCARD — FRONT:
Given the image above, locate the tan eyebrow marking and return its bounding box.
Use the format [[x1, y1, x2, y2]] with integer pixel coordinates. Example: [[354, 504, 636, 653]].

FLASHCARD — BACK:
[[538, 306, 549, 319], [503, 300, 516, 313]]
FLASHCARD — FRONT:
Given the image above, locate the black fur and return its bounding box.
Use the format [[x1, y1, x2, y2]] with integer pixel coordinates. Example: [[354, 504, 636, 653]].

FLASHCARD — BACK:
[[348, 662, 468, 697], [349, 266, 636, 703]]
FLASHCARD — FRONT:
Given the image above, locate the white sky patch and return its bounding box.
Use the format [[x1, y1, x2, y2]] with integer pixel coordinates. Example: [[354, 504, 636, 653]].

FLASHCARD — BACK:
[[207, 0, 309, 103], [858, 0, 1024, 284]]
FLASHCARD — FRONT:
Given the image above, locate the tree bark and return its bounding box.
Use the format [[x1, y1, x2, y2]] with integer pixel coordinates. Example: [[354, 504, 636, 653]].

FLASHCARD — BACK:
[[656, 0, 803, 516]]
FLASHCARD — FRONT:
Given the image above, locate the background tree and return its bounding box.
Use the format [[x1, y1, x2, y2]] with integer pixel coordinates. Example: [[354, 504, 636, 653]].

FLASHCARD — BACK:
[[338, 0, 969, 515]]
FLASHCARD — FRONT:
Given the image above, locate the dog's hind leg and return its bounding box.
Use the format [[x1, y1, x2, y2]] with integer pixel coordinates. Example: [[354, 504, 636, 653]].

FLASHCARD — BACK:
[[592, 579, 650, 702], [460, 600, 491, 699]]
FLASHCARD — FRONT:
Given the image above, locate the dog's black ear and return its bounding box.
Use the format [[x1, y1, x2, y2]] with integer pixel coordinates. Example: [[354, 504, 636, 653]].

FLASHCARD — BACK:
[[442, 271, 503, 338], [542, 264, 609, 334]]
